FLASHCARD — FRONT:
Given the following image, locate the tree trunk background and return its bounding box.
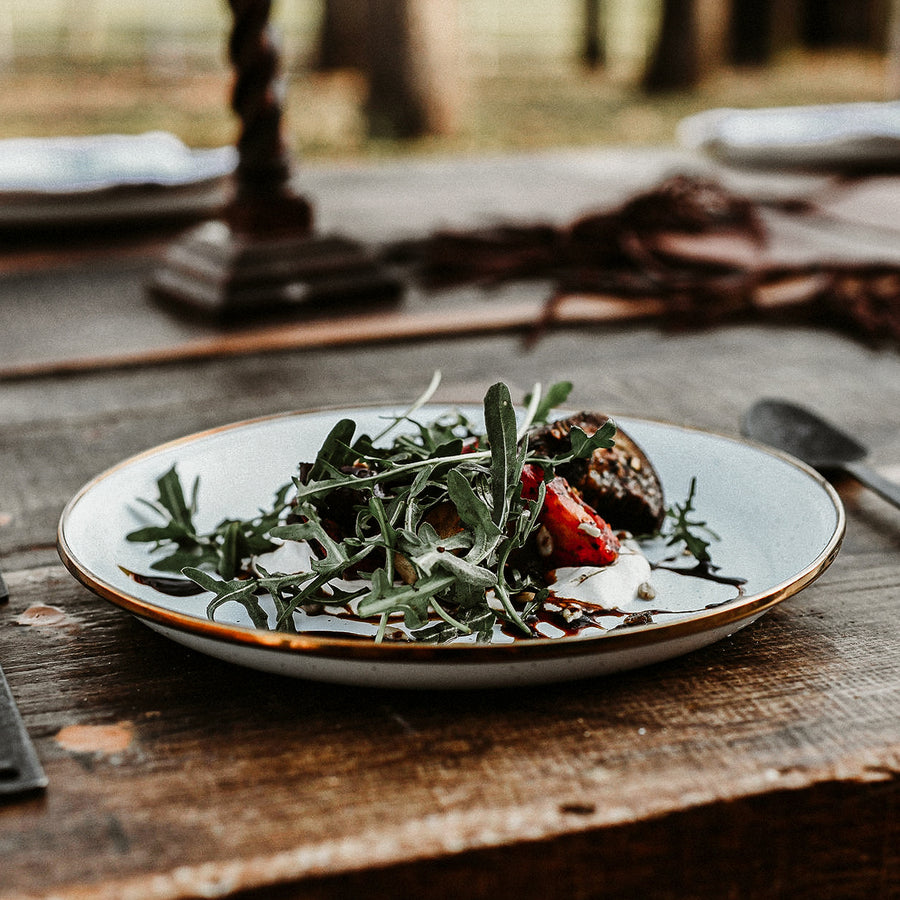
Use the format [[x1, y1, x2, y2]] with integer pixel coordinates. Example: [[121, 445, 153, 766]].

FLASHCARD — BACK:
[[581, 0, 605, 69], [801, 0, 885, 47], [316, 0, 463, 139], [314, 0, 368, 71], [886, 0, 900, 96], [730, 0, 774, 64], [695, 0, 731, 76], [641, 0, 699, 92]]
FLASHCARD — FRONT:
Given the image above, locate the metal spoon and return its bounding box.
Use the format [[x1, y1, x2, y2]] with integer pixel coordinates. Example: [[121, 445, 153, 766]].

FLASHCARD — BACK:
[[742, 398, 900, 510]]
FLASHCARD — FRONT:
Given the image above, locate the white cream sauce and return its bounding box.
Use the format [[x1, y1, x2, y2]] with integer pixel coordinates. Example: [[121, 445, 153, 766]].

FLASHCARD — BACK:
[[546, 541, 653, 609], [531, 540, 655, 639]]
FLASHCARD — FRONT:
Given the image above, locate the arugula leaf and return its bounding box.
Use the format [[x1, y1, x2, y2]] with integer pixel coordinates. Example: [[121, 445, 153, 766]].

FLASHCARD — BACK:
[[307, 418, 357, 482], [411, 606, 495, 643], [445, 468, 503, 562], [524, 380, 573, 425], [406, 526, 495, 587], [568, 420, 617, 458], [483, 381, 519, 526], [126, 469, 196, 545], [371, 369, 443, 443], [147, 546, 215, 573], [217, 521, 249, 578], [664, 477, 718, 563], [156, 465, 196, 531], [270, 510, 351, 574], [125, 524, 185, 544], [356, 572, 457, 619], [183, 567, 269, 629]]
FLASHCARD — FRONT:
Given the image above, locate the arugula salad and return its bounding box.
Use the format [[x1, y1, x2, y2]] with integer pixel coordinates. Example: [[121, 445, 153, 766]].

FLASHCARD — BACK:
[[125, 376, 717, 644]]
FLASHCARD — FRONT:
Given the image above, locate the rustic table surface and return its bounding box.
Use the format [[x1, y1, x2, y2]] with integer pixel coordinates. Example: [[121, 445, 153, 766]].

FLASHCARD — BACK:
[[1, 149, 899, 899]]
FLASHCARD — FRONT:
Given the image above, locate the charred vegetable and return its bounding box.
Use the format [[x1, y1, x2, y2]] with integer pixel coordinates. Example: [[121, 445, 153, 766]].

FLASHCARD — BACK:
[[528, 411, 665, 535]]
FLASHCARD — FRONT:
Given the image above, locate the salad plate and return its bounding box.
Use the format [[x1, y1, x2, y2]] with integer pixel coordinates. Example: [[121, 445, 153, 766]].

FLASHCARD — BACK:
[[678, 102, 900, 170], [0, 132, 235, 229], [57, 404, 844, 689]]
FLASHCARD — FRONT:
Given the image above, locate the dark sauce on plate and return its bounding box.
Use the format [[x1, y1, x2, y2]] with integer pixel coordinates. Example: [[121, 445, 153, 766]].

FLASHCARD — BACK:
[[119, 568, 206, 597], [653, 559, 747, 590], [124, 557, 748, 641]]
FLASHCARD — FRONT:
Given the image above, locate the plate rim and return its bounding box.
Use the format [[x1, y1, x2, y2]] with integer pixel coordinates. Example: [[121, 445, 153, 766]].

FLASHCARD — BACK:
[[57, 405, 846, 665]]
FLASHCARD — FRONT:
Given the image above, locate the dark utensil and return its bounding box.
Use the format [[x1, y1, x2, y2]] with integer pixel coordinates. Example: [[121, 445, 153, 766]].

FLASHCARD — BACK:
[[0, 666, 48, 799], [742, 398, 900, 510], [0, 568, 48, 799]]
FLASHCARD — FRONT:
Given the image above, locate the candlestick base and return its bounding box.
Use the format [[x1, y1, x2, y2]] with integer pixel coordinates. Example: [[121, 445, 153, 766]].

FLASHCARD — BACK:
[[148, 219, 402, 320]]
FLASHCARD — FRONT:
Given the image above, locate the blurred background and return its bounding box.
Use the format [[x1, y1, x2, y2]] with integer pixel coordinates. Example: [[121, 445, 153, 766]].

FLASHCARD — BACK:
[[0, 0, 896, 161]]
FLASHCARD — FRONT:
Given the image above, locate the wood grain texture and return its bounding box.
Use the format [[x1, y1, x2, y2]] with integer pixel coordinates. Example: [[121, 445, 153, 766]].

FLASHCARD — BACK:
[[2, 330, 899, 898], [0, 552, 897, 898], [2, 150, 900, 899]]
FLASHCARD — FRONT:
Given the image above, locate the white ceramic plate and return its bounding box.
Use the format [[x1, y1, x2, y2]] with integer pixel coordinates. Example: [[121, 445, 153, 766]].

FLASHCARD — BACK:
[[678, 102, 900, 170], [57, 406, 844, 689], [0, 132, 236, 193], [0, 132, 235, 229]]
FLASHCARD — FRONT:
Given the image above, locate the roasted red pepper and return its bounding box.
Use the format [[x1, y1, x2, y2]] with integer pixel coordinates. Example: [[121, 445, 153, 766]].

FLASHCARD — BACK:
[[521, 463, 620, 567]]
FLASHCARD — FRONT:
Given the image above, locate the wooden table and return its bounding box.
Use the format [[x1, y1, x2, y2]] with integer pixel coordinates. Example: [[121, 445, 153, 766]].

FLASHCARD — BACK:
[[2, 149, 899, 899]]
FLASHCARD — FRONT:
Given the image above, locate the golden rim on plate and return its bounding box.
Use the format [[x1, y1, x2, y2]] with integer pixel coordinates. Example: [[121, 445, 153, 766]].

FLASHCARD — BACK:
[[57, 408, 846, 666]]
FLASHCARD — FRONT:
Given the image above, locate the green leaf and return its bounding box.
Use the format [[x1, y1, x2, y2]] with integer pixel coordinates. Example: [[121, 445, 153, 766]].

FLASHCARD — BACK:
[[307, 418, 357, 482], [408, 461, 437, 497], [403, 523, 488, 584], [125, 524, 187, 544], [446, 467, 503, 563], [400, 596, 432, 630], [420, 551, 496, 587], [270, 505, 351, 573], [357, 572, 455, 618], [569, 421, 617, 458], [483, 382, 519, 526], [149, 547, 217, 572], [371, 369, 443, 443], [525, 380, 573, 425], [182, 566, 242, 594], [664, 477, 718, 563], [217, 520, 243, 578], [156, 465, 195, 532], [412, 606, 495, 643], [182, 567, 269, 629]]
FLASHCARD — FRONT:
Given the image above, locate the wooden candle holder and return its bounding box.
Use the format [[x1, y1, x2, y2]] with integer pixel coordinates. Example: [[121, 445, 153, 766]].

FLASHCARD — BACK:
[[148, 0, 401, 319]]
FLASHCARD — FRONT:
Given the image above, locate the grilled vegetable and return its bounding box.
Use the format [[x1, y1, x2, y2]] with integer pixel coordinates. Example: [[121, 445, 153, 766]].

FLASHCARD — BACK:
[[528, 412, 665, 535], [520, 464, 620, 568]]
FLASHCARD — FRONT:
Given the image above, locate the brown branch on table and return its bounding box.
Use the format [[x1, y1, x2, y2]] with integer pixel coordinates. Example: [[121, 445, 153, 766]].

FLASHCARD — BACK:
[[387, 174, 900, 349]]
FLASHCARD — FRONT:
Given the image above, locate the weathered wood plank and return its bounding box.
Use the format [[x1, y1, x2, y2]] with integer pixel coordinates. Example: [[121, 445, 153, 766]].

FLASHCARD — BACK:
[[0, 551, 897, 897]]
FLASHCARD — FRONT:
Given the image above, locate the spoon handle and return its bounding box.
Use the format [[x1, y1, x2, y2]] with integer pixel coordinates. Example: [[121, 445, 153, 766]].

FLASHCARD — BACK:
[[843, 460, 900, 510]]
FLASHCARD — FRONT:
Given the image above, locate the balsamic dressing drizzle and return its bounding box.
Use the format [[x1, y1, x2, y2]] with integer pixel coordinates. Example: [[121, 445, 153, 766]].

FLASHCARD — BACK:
[[512, 558, 748, 638], [119, 568, 206, 597], [653, 558, 747, 590], [123, 555, 749, 642]]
